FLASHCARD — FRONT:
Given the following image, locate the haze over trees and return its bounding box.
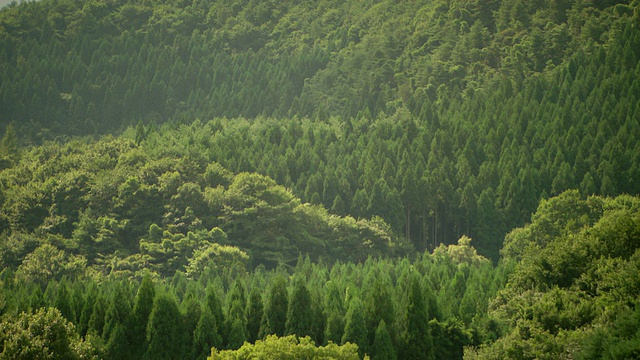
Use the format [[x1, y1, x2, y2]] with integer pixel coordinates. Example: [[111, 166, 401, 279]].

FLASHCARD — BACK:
[[0, 0, 639, 359]]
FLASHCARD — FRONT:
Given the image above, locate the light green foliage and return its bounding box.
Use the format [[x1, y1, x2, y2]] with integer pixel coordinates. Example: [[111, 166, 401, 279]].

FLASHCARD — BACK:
[[0, 307, 96, 360], [208, 335, 362, 360], [185, 240, 249, 280], [476, 193, 640, 359], [433, 235, 490, 267], [0, 134, 402, 276], [14, 244, 86, 287]]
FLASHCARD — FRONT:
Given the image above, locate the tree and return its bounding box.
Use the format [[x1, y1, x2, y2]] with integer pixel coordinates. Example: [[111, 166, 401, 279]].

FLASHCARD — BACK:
[[208, 335, 361, 359], [324, 281, 345, 345], [285, 278, 314, 338], [342, 297, 368, 358], [245, 286, 264, 343], [145, 293, 183, 360], [131, 274, 155, 359], [262, 275, 288, 337], [0, 307, 95, 359], [192, 306, 222, 360], [103, 282, 133, 359], [0, 124, 19, 169], [372, 320, 396, 360], [400, 274, 434, 360], [15, 244, 87, 288]]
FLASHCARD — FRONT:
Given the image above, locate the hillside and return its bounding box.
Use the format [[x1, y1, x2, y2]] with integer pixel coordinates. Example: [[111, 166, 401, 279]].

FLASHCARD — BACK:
[[1, 0, 640, 359], [0, 131, 408, 276], [2, 0, 640, 259]]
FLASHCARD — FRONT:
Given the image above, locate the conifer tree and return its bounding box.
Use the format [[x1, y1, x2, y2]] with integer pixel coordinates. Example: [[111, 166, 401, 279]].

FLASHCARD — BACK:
[[263, 275, 288, 337], [191, 305, 223, 360], [54, 279, 74, 322], [245, 286, 264, 343], [145, 293, 183, 360], [103, 282, 133, 359], [400, 274, 434, 360], [342, 297, 368, 358], [206, 284, 226, 343], [372, 319, 396, 360], [132, 274, 155, 359], [324, 281, 345, 344], [285, 277, 314, 338]]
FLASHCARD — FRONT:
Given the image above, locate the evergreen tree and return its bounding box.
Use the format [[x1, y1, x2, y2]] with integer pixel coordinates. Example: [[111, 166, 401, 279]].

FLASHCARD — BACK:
[[131, 274, 155, 359], [191, 305, 223, 360], [245, 286, 264, 343], [324, 281, 345, 345], [372, 320, 396, 360], [145, 293, 183, 360], [263, 275, 288, 337], [285, 277, 314, 338], [206, 284, 226, 344], [103, 282, 133, 358], [400, 274, 434, 360], [342, 297, 368, 358]]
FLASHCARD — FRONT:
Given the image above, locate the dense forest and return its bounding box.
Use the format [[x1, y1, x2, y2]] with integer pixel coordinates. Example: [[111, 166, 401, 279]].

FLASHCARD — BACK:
[[1, 0, 640, 358]]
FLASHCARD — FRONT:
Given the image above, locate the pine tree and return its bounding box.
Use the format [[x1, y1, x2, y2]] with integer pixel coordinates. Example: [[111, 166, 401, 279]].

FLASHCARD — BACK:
[[206, 284, 226, 344], [324, 281, 345, 344], [103, 282, 133, 359]]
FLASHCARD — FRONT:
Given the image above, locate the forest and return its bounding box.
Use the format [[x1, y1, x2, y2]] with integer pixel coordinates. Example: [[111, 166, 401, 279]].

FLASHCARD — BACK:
[[0, 0, 639, 359]]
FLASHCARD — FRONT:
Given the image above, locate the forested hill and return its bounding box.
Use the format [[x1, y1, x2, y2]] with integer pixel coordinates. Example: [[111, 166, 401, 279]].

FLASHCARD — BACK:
[[1, 0, 640, 259], [0, 0, 638, 135]]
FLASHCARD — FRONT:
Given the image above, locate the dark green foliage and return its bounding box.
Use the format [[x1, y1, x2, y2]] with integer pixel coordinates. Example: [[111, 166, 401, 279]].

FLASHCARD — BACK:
[[103, 282, 132, 358], [192, 306, 222, 360], [401, 274, 434, 360], [145, 293, 183, 360], [285, 277, 314, 338], [131, 274, 155, 359], [1, 0, 639, 264], [245, 286, 263, 344], [372, 320, 396, 360], [263, 275, 288, 338], [323, 281, 345, 345]]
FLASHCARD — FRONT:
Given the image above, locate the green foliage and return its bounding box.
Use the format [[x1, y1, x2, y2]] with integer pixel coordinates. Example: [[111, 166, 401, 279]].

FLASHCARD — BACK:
[[476, 193, 640, 359], [0, 134, 403, 276], [0, 307, 95, 360], [14, 244, 86, 288], [400, 273, 434, 360], [145, 293, 182, 360], [262, 275, 288, 338], [342, 297, 368, 358], [285, 277, 313, 338], [1, 0, 639, 262], [372, 320, 396, 360], [208, 334, 361, 360]]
